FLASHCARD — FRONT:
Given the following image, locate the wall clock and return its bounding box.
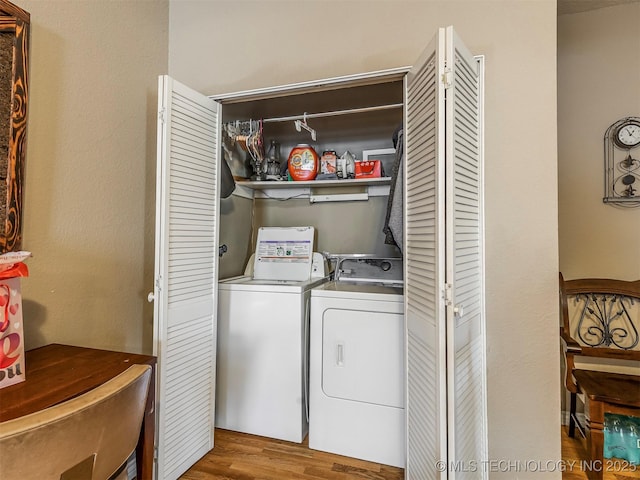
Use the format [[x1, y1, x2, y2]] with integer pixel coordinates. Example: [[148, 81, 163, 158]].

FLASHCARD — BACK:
[[613, 118, 640, 149], [603, 117, 640, 207]]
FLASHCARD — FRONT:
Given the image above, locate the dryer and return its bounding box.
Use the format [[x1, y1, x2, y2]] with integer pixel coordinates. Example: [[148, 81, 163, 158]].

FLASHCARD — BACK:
[[309, 256, 405, 468]]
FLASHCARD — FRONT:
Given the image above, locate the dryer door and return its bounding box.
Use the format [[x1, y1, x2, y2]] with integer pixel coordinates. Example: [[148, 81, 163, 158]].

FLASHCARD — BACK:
[[322, 305, 404, 408]]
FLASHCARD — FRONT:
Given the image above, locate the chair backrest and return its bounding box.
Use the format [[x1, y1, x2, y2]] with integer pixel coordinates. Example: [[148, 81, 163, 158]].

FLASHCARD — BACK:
[[0, 363, 151, 480], [560, 273, 640, 391]]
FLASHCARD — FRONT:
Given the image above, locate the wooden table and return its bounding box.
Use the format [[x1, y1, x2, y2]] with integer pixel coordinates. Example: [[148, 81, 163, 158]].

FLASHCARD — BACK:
[[573, 369, 640, 480], [0, 343, 156, 480]]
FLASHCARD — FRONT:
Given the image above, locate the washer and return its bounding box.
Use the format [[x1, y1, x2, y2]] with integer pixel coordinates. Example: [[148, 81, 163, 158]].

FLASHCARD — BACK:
[[215, 227, 327, 443], [309, 257, 405, 468]]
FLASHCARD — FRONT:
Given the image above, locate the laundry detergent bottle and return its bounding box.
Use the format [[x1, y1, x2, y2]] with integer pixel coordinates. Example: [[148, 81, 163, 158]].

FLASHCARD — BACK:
[[288, 144, 319, 181]]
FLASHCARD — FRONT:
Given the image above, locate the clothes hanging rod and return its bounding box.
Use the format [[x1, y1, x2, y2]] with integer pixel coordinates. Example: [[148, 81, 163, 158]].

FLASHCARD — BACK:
[[261, 103, 403, 123]]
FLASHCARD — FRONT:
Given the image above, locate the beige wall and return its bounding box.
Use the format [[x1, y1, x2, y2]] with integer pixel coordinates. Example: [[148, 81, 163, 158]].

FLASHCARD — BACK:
[[169, 0, 560, 476], [558, 3, 640, 281], [20, 0, 169, 353]]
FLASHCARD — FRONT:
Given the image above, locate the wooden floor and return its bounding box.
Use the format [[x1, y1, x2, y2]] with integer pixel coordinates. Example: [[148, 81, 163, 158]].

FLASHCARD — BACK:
[[180, 426, 640, 479], [561, 426, 640, 480], [180, 429, 404, 480]]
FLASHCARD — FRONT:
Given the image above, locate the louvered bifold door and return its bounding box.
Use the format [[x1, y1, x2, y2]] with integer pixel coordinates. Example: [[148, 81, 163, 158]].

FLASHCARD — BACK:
[[405, 28, 448, 480], [153, 75, 221, 480], [444, 27, 487, 480]]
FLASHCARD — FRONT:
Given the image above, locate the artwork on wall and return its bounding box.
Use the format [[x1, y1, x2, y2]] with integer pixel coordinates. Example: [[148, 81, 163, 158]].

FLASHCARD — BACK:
[[0, 0, 30, 252], [603, 117, 640, 208]]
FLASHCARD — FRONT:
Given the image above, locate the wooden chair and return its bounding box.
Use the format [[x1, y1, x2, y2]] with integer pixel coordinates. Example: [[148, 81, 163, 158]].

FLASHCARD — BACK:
[[560, 273, 640, 478], [0, 363, 151, 480]]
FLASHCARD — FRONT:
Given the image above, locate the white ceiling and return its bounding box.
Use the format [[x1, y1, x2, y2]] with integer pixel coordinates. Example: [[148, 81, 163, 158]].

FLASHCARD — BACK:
[[558, 0, 640, 15]]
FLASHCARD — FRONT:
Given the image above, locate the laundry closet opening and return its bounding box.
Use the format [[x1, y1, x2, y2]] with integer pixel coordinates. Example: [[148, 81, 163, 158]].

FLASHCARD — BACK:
[[212, 70, 409, 469]]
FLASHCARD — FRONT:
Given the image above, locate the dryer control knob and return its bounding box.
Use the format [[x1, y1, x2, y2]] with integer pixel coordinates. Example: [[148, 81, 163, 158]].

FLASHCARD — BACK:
[[380, 261, 392, 271]]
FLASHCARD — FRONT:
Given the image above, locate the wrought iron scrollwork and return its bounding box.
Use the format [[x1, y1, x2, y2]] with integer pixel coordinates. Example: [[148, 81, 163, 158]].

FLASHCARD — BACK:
[[574, 293, 639, 349], [603, 117, 640, 207]]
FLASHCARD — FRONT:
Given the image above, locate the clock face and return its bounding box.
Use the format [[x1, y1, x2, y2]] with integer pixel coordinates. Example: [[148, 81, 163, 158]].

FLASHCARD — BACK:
[[615, 121, 640, 148]]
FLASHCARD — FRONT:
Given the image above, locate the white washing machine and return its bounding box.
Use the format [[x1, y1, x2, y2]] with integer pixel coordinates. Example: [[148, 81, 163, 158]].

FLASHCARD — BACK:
[[215, 227, 327, 443], [309, 256, 405, 468]]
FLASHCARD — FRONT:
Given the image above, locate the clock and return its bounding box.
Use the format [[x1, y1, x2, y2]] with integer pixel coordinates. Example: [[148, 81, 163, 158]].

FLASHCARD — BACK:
[[613, 119, 640, 149]]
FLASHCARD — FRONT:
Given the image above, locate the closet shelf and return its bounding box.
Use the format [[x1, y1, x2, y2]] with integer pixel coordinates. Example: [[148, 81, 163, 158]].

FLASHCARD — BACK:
[[234, 177, 392, 201], [237, 177, 391, 189]]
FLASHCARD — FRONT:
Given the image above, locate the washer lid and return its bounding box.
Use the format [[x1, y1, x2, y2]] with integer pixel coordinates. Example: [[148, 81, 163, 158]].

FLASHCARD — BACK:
[[219, 275, 326, 292], [252, 226, 315, 281]]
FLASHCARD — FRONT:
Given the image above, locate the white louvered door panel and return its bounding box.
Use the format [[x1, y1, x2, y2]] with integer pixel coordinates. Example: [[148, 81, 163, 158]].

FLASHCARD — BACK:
[[154, 75, 221, 480], [405, 28, 448, 480], [444, 27, 487, 480]]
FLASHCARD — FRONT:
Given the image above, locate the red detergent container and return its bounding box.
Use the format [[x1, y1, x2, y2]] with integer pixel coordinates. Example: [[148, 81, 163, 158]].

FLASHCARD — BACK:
[[288, 144, 319, 181]]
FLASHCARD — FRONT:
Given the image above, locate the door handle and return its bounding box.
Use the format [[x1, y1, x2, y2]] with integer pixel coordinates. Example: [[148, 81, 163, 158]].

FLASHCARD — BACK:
[[336, 343, 345, 366]]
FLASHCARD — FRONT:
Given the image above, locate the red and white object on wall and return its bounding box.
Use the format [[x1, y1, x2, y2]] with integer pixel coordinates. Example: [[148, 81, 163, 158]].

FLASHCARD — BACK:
[[0, 251, 31, 389]]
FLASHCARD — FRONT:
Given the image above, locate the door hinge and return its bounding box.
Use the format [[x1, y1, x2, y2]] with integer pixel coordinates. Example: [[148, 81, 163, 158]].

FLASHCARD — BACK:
[[155, 276, 162, 292], [442, 68, 453, 89], [444, 283, 453, 306], [158, 107, 166, 124]]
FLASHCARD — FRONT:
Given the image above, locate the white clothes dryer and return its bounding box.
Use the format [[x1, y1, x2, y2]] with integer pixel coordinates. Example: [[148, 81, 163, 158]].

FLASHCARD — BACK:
[[309, 257, 405, 468]]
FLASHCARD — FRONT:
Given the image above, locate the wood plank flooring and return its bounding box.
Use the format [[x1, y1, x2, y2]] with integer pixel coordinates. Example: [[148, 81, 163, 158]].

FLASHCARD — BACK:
[[181, 426, 640, 479], [561, 426, 640, 480], [180, 428, 404, 480]]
